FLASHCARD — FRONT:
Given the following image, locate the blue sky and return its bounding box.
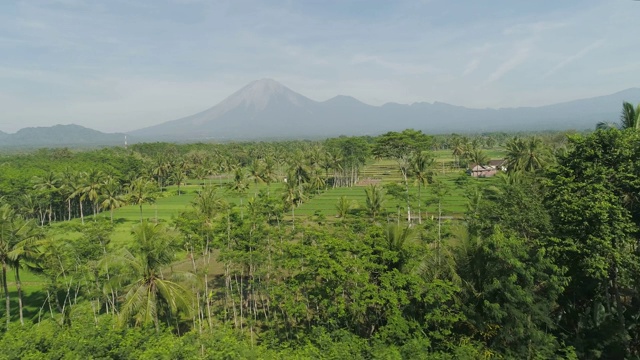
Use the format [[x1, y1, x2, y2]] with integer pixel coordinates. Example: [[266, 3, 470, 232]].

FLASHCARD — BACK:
[[0, 0, 638, 133]]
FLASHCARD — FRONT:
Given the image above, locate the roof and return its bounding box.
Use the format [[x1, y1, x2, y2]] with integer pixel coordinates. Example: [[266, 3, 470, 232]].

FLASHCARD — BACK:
[[488, 159, 506, 166]]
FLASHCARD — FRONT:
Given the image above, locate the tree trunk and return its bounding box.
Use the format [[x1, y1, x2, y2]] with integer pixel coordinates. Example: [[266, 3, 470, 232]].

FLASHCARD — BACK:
[[15, 267, 23, 325], [3, 261, 10, 329], [139, 205, 143, 223], [79, 201, 85, 225], [402, 171, 411, 224], [417, 183, 422, 225]]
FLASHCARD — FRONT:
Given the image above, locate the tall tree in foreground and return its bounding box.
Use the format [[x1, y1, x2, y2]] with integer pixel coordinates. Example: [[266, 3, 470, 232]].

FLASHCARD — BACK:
[[545, 128, 640, 358], [456, 229, 567, 358], [619, 101, 640, 130]]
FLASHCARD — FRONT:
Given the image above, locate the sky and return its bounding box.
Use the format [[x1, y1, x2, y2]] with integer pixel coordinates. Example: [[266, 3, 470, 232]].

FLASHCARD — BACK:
[[0, 0, 638, 133]]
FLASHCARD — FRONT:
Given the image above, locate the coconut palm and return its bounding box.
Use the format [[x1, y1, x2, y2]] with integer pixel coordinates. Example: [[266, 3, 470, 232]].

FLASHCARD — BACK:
[[282, 176, 305, 230], [335, 196, 353, 219], [57, 167, 76, 221], [69, 171, 88, 224], [110, 221, 191, 329], [505, 136, 550, 173], [83, 169, 105, 219], [7, 215, 42, 325], [467, 148, 489, 167], [31, 171, 59, 224], [128, 178, 157, 223], [364, 184, 385, 219], [227, 167, 249, 194], [384, 225, 414, 270], [620, 101, 640, 130], [410, 152, 435, 224], [596, 102, 640, 130], [100, 176, 126, 223], [152, 157, 172, 192], [0, 204, 42, 327], [170, 165, 187, 196]]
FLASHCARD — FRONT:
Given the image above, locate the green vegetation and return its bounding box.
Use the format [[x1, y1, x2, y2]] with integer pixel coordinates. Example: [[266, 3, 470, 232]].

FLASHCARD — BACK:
[[1, 121, 640, 358]]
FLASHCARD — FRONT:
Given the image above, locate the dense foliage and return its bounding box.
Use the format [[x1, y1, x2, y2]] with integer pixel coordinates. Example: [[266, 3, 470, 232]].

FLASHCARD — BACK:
[[0, 127, 638, 359]]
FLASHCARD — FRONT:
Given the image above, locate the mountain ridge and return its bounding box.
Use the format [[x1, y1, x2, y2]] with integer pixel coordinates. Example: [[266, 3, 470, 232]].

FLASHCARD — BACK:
[[0, 124, 127, 148], [129, 79, 640, 140], [2, 81, 640, 147]]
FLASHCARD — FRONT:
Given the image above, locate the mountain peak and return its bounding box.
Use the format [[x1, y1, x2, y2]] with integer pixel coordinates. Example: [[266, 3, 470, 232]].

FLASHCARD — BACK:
[[218, 78, 311, 112]]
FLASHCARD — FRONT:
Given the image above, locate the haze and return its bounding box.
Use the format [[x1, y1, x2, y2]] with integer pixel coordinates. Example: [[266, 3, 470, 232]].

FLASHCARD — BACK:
[[0, 0, 638, 133]]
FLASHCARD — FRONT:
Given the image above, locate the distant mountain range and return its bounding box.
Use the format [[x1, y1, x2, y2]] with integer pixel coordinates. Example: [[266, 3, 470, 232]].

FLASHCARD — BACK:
[[129, 79, 640, 141], [0, 124, 126, 148], [1, 79, 640, 147]]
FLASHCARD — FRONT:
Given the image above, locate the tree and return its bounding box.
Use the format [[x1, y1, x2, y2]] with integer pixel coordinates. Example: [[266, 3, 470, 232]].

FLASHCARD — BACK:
[[619, 101, 640, 130], [83, 169, 105, 219], [373, 129, 432, 222], [597, 102, 640, 131], [151, 157, 172, 192], [170, 166, 187, 196], [544, 129, 640, 358], [0, 204, 42, 328], [110, 221, 192, 329], [100, 176, 126, 223], [410, 152, 435, 224], [505, 136, 551, 173], [456, 229, 566, 358], [31, 171, 59, 224], [7, 215, 42, 325], [467, 148, 489, 167], [364, 184, 385, 219], [128, 178, 157, 223]]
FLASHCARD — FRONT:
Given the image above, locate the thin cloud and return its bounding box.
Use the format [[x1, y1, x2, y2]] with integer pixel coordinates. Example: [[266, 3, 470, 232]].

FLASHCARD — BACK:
[[543, 40, 604, 78], [486, 46, 531, 83], [462, 58, 479, 76]]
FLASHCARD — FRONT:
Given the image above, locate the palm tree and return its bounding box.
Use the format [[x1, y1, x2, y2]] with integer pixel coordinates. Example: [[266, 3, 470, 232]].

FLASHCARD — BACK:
[[57, 167, 76, 221], [364, 184, 385, 219], [100, 176, 126, 223], [128, 178, 157, 223], [505, 136, 550, 173], [83, 169, 105, 219], [7, 216, 42, 325], [31, 171, 59, 224], [335, 196, 353, 218], [282, 176, 305, 230], [247, 160, 263, 186], [620, 101, 640, 130], [111, 221, 192, 329], [0, 203, 14, 329], [69, 171, 88, 224], [152, 157, 172, 192], [410, 152, 435, 224], [468, 148, 489, 167], [0, 204, 41, 327], [384, 225, 414, 270], [227, 167, 249, 194], [596, 102, 640, 130], [451, 136, 469, 168], [170, 166, 187, 196]]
